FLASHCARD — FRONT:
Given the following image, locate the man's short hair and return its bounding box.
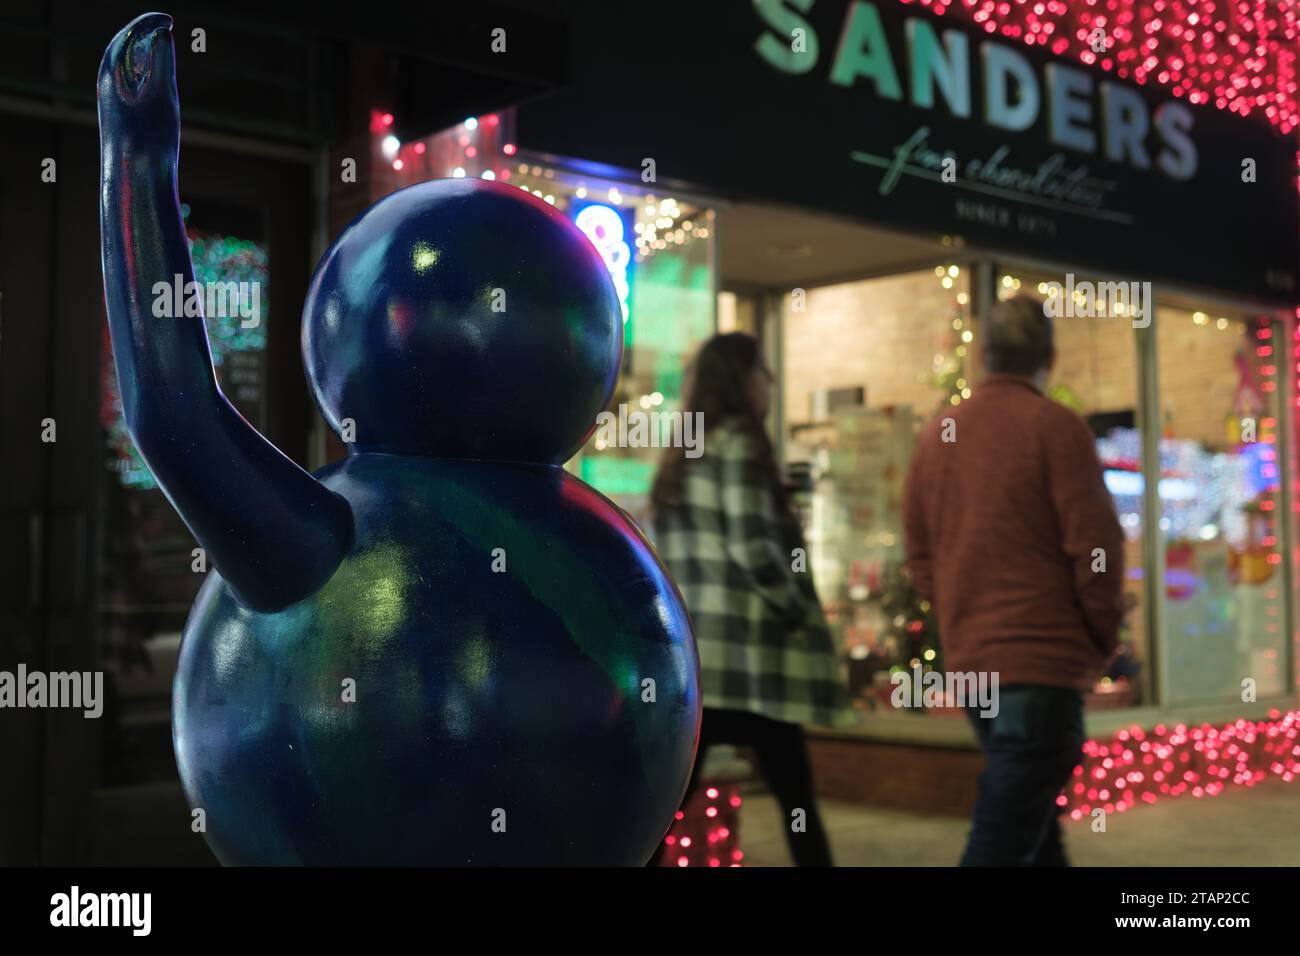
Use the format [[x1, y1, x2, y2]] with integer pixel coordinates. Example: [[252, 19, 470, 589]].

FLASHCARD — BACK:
[[984, 295, 1054, 375]]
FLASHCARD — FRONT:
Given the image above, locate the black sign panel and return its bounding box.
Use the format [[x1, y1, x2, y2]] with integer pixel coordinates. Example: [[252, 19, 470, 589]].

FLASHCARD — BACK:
[[519, 0, 1298, 303]]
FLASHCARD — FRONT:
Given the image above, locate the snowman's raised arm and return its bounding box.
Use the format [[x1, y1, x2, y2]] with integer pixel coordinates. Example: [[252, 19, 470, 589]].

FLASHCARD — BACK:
[[98, 13, 352, 612]]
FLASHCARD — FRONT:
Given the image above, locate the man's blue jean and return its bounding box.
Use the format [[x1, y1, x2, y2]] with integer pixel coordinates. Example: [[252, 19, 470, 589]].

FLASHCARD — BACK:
[[961, 684, 1085, 866]]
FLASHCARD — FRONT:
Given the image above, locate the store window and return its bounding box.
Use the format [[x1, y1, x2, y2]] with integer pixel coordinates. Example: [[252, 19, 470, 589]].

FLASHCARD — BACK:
[[1155, 303, 1287, 704], [373, 109, 717, 526], [781, 263, 1161, 717], [1291, 308, 1300, 695], [779, 266, 972, 715], [718, 291, 760, 336], [1006, 267, 1150, 711]]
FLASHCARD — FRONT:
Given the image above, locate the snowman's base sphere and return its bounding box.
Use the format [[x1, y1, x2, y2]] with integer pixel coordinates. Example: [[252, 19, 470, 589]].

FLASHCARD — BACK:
[[174, 454, 700, 865]]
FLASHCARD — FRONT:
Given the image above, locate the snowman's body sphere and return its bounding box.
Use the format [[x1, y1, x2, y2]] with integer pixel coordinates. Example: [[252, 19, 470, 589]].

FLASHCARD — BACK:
[[175, 453, 699, 865]]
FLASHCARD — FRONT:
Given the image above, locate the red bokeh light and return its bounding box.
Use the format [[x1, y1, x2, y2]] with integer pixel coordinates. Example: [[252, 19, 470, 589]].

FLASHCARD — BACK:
[[1059, 710, 1300, 815]]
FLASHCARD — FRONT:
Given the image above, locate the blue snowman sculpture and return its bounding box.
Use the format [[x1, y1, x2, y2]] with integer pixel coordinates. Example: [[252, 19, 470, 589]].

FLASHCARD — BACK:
[[98, 13, 699, 865]]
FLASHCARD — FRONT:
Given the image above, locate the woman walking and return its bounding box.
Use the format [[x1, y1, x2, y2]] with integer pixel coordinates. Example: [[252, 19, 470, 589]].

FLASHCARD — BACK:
[[650, 333, 852, 866]]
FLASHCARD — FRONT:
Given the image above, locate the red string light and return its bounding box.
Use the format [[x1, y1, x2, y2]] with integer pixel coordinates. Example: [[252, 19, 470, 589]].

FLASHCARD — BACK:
[[1063, 709, 1300, 818], [657, 783, 744, 866], [900, 0, 1300, 134]]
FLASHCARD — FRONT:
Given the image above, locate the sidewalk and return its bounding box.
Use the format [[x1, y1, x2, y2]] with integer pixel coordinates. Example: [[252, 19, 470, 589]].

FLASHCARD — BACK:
[[739, 778, 1300, 866]]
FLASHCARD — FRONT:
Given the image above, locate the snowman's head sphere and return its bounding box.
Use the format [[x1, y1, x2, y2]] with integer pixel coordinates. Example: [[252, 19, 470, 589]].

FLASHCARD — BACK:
[[303, 179, 623, 464]]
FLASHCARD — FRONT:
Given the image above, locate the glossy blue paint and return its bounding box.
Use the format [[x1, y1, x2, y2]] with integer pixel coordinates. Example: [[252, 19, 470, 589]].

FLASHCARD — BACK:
[[303, 178, 623, 464], [98, 13, 699, 865]]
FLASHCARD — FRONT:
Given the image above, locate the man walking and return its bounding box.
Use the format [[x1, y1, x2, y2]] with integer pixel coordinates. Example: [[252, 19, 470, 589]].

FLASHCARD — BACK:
[[903, 294, 1125, 866]]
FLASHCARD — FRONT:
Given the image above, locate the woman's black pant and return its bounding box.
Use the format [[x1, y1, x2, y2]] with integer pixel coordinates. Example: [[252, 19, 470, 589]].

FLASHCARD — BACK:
[[657, 706, 833, 867]]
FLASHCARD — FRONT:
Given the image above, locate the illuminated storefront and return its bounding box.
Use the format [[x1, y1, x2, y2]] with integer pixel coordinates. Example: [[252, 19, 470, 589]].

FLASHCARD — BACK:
[[506, 0, 1300, 812], [354, 0, 1300, 813], [774, 264, 1294, 734]]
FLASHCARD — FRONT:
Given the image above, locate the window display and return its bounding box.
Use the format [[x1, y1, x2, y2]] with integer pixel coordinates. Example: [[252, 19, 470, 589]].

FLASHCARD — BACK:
[[781, 267, 970, 713], [1015, 267, 1148, 709], [1155, 305, 1287, 703], [780, 264, 1166, 716], [101, 221, 268, 489]]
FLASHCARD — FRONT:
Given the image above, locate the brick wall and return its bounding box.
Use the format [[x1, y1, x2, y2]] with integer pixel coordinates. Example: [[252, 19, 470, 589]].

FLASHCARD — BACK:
[[784, 268, 1252, 444], [1155, 306, 1255, 446], [806, 733, 983, 817], [1049, 304, 1141, 416], [782, 268, 967, 425], [1016, 272, 1252, 445]]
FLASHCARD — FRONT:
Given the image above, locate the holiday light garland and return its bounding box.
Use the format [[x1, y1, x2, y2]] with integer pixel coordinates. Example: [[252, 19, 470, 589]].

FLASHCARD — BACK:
[[658, 784, 745, 867], [1061, 708, 1300, 817], [899, 0, 1300, 133]]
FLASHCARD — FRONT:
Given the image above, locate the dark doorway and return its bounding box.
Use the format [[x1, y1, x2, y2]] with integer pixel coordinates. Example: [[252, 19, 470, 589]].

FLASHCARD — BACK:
[[0, 115, 313, 865]]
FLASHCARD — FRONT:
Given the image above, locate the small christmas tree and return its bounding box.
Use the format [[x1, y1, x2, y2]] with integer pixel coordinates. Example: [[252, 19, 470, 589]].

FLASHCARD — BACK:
[[878, 562, 940, 676]]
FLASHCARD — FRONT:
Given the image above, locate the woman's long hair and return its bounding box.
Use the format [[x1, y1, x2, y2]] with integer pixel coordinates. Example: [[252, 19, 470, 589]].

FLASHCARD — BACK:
[[650, 332, 788, 517]]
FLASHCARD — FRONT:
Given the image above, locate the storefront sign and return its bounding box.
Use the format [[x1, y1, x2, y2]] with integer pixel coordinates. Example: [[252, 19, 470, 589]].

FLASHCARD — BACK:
[[573, 202, 634, 324], [519, 0, 1298, 303]]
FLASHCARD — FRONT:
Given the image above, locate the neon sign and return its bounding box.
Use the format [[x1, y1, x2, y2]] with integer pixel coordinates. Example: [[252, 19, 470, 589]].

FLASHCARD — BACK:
[[574, 203, 632, 325]]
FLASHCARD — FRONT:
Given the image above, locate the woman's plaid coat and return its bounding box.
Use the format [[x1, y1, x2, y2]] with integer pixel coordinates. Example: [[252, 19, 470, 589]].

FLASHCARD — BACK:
[[652, 418, 853, 728]]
